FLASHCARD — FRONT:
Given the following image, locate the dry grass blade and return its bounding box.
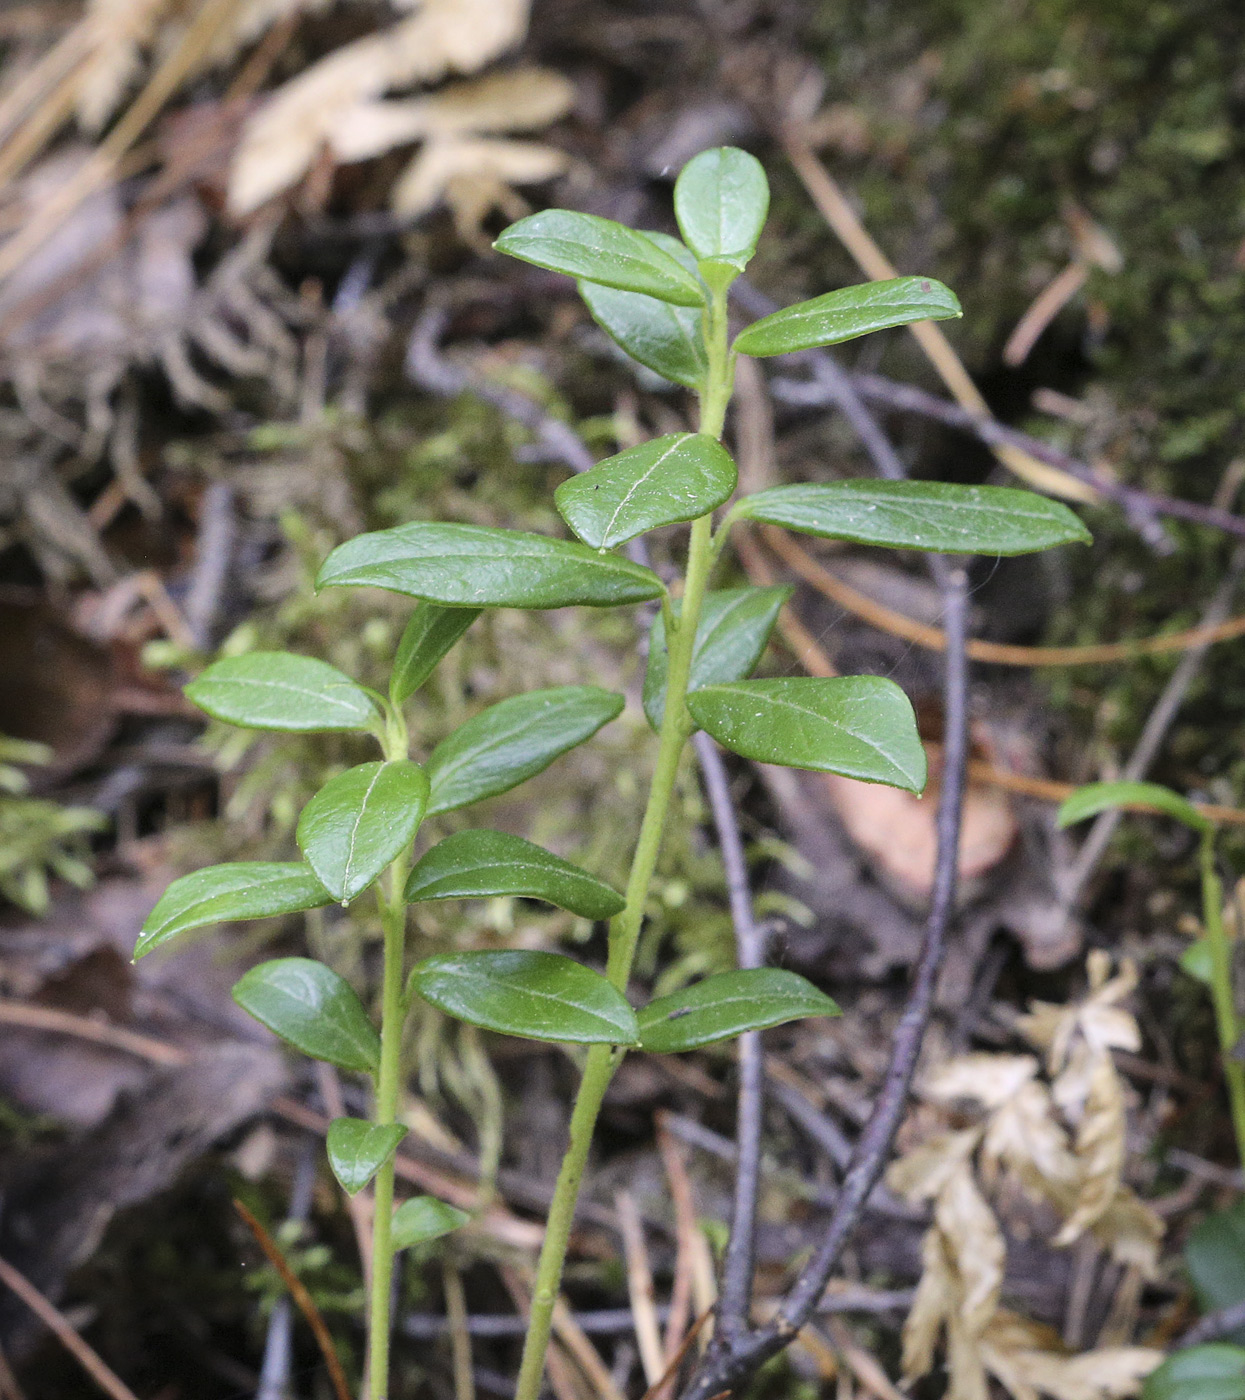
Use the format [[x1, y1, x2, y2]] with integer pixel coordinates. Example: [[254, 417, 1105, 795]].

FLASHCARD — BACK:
[[656, 1120, 697, 1366], [233, 1198, 353, 1400], [0, 998, 191, 1065], [638, 1308, 714, 1400], [442, 1259, 475, 1400], [0, 1254, 141, 1400], [617, 1188, 665, 1386], [0, 1343, 27, 1400]]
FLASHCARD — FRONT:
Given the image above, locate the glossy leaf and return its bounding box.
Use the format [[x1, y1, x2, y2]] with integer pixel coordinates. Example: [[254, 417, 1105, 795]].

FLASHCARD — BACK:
[[494, 209, 705, 306], [409, 950, 639, 1045], [638, 968, 840, 1053], [579, 239, 707, 389], [185, 653, 377, 732], [296, 760, 429, 903], [555, 433, 736, 549], [1056, 781, 1212, 835], [392, 1196, 470, 1251], [426, 686, 623, 815], [739, 480, 1091, 555], [326, 1117, 406, 1196], [1188, 1202, 1245, 1320], [643, 585, 791, 731], [232, 957, 380, 1074], [136, 862, 332, 958], [674, 146, 769, 272], [391, 604, 481, 704], [1143, 1347, 1245, 1400], [317, 523, 664, 610], [687, 676, 927, 793], [405, 830, 625, 920], [733, 276, 961, 357]]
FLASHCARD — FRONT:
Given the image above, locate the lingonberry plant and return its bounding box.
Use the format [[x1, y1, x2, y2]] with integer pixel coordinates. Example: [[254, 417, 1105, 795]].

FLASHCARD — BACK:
[[136, 147, 1089, 1399]]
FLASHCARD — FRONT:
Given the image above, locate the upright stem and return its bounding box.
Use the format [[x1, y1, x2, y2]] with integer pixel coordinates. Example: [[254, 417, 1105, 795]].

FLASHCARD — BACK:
[[1200, 832, 1245, 1169], [513, 282, 734, 1400]]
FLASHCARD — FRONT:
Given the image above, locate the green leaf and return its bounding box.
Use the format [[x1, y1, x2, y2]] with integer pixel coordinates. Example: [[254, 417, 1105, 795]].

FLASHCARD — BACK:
[[296, 760, 429, 903], [408, 950, 639, 1045], [1143, 1347, 1245, 1400], [232, 958, 381, 1074], [1181, 937, 1213, 985], [317, 523, 664, 610], [494, 210, 705, 306], [405, 830, 624, 919], [392, 1196, 470, 1251], [733, 276, 961, 357], [739, 480, 1091, 555], [185, 653, 377, 732], [1056, 781, 1212, 835], [579, 235, 707, 388], [687, 676, 927, 793], [674, 146, 770, 273], [426, 686, 624, 815], [638, 968, 840, 1053], [391, 604, 481, 704], [555, 433, 737, 550], [1188, 1202, 1245, 1327], [326, 1118, 406, 1196], [136, 862, 332, 959], [643, 585, 791, 731]]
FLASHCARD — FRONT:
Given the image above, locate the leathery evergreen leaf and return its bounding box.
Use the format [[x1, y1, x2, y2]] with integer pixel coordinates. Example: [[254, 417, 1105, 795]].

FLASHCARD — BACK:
[[579, 273, 707, 389], [426, 686, 623, 815], [185, 653, 377, 732], [317, 523, 664, 609], [733, 276, 961, 357], [405, 830, 625, 920], [555, 433, 736, 549], [674, 146, 769, 272], [326, 1118, 406, 1196], [643, 585, 791, 731], [390, 604, 481, 704], [296, 760, 429, 903], [1057, 780, 1212, 835], [494, 210, 705, 306], [739, 480, 1090, 555], [1143, 1346, 1245, 1400], [136, 862, 332, 958], [638, 968, 840, 1053], [232, 958, 380, 1074], [392, 1196, 470, 1251], [687, 676, 927, 792], [408, 950, 639, 1045]]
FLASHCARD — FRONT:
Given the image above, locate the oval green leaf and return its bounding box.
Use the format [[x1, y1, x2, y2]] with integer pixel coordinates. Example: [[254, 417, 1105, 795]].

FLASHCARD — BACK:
[[1056, 780, 1212, 835], [408, 950, 639, 1045], [327, 1117, 407, 1196], [297, 760, 430, 903], [1180, 937, 1213, 986], [687, 676, 927, 793], [739, 479, 1091, 555], [555, 433, 737, 550], [136, 862, 332, 959], [426, 685, 624, 815], [580, 278, 706, 389], [185, 653, 377, 732], [317, 523, 664, 610], [733, 276, 961, 357], [1188, 1202, 1245, 1319], [391, 604, 481, 704], [643, 585, 791, 731], [1143, 1347, 1245, 1400], [494, 210, 705, 307], [232, 957, 380, 1074], [392, 1196, 471, 1251], [404, 830, 625, 920], [638, 968, 840, 1054], [674, 146, 769, 272]]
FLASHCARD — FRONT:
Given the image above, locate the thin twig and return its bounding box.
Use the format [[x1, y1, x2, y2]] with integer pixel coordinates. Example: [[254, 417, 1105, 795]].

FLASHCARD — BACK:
[[639, 1310, 714, 1400], [183, 482, 236, 651], [442, 1258, 476, 1400], [0, 999, 190, 1065], [233, 1198, 353, 1400], [0, 1343, 26, 1400], [1179, 1297, 1245, 1348], [691, 730, 766, 1345], [256, 1141, 318, 1400], [655, 1121, 698, 1367], [0, 1254, 141, 1400], [617, 1189, 665, 1387]]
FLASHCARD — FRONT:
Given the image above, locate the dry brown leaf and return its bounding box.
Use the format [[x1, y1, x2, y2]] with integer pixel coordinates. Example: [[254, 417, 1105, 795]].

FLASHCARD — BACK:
[[903, 1226, 956, 1382], [1055, 1054, 1126, 1244], [391, 135, 568, 225], [947, 1311, 991, 1400], [887, 1127, 982, 1205], [981, 1079, 1079, 1202], [75, 0, 175, 132], [1018, 954, 1140, 1075], [923, 1054, 1039, 1111], [938, 1166, 1006, 1336], [1090, 1189, 1163, 1277], [991, 1345, 1161, 1400], [228, 0, 531, 213]]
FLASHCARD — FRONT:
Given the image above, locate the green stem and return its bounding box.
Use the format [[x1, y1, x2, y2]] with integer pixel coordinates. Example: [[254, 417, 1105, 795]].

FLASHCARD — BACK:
[[1201, 831, 1245, 1170], [367, 855, 409, 1400], [512, 281, 735, 1400]]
